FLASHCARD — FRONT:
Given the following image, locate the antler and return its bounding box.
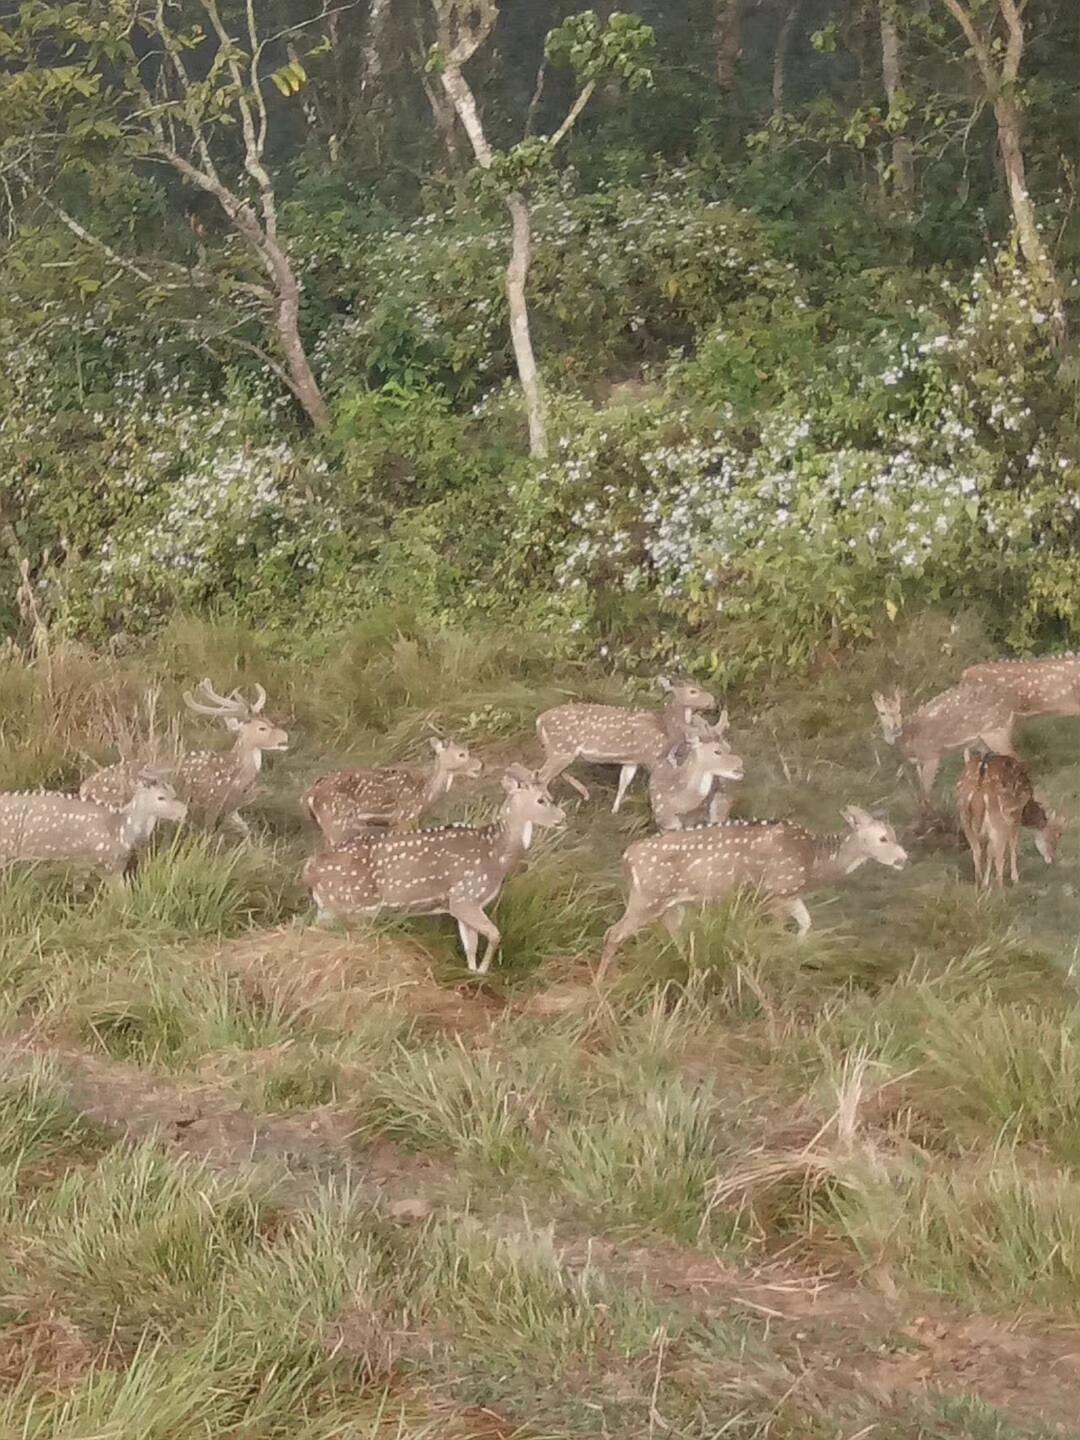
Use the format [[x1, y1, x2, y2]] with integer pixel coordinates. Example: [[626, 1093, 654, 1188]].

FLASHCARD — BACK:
[[183, 678, 253, 719]]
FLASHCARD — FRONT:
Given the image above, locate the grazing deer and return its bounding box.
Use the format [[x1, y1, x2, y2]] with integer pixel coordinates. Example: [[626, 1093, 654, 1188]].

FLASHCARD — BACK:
[[82, 680, 288, 837], [647, 735, 745, 831], [301, 737, 483, 846], [536, 677, 720, 811], [955, 751, 1066, 889], [597, 807, 908, 982], [303, 767, 566, 973], [961, 655, 1080, 721], [0, 773, 187, 886], [871, 685, 1018, 798]]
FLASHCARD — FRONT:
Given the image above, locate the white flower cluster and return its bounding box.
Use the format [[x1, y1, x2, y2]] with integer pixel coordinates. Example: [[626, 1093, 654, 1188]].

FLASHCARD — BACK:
[[525, 242, 1075, 629]]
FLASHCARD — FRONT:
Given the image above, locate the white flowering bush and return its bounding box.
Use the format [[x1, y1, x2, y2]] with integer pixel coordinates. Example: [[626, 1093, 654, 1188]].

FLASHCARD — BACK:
[[508, 244, 1080, 664], [0, 319, 337, 634], [310, 175, 797, 398]]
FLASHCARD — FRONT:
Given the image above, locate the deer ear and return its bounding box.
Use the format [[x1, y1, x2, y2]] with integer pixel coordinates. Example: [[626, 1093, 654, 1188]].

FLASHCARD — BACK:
[[501, 771, 521, 794], [656, 676, 673, 693], [224, 715, 242, 733], [429, 736, 446, 753], [871, 691, 885, 706], [715, 707, 729, 731], [843, 805, 873, 828]]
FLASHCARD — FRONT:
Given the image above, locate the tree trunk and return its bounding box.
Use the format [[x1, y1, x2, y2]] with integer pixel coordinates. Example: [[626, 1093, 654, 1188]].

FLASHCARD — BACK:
[[940, 0, 1065, 342], [772, 0, 801, 114], [879, 4, 915, 212], [163, 158, 330, 430], [266, 241, 331, 431], [716, 0, 741, 90], [505, 191, 546, 459], [439, 58, 548, 458], [993, 90, 1061, 312]]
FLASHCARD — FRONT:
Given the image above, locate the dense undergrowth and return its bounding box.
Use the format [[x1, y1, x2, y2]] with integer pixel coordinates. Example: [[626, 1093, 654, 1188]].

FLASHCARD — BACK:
[[4, 177, 1080, 669], [0, 611, 1078, 1436]]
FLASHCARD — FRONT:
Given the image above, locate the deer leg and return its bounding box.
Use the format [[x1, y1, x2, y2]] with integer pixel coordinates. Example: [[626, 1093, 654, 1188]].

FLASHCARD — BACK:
[[450, 901, 501, 974], [988, 832, 1007, 889], [456, 919, 480, 972], [980, 726, 1017, 759], [612, 764, 638, 813], [958, 817, 983, 886], [537, 754, 590, 802], [1008, 829, 1021, 885], [769, 895, 812, 936], [916, 753, 940, 799], [659, 904, 687, 938], [225, 810, 252, 842], [597, 897, 660, 984]]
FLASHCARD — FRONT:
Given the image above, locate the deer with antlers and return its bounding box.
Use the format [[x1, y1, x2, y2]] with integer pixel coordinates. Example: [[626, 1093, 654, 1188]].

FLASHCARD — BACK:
[[955, 751, 1066, 889], [303, 766, 565, 972], [81, 680, 288, 837], [301, 737, 483, 846], [0, 771, 187, 886], [597, 807, 908, 982], [536, 677, 722, 810]]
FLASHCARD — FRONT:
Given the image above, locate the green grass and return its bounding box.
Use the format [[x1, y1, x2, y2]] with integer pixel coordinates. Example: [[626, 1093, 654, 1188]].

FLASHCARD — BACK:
[[3, 611, 1080, 1435]]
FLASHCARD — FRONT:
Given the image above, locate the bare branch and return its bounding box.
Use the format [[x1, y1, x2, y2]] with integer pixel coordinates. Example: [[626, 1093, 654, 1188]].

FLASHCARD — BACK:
[[549, 80, 596, 150], [998, 0, 1026, 83], [155, 0, 220, 182], [524, 55, 547, 138], [16, 173, 155, 285]]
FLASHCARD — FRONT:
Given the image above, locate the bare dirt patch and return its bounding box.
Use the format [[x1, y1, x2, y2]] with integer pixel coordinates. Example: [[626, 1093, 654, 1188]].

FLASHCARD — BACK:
[[862, 1312, 1080, 1433], [208, 925, 507, 1039], [0, 1310, 112, 1391], [0, 1033, 453, 1211]]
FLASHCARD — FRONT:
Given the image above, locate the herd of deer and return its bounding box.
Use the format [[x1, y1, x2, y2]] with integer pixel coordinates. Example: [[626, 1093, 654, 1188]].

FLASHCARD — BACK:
[[0, 656, 1073, 981]]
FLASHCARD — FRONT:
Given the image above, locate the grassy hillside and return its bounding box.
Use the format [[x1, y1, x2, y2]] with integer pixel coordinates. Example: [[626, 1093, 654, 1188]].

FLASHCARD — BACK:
[[2, 611, 1080, 1438]]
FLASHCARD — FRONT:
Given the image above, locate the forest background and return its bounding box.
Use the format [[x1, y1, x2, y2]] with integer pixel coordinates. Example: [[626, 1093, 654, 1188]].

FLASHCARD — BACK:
[[1, 0, 1079, 674]]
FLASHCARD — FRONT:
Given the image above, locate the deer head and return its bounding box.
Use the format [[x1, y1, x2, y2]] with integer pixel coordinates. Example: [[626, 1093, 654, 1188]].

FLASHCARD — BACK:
[[182, 679, 288, 752], [871, 689, 904, 745]]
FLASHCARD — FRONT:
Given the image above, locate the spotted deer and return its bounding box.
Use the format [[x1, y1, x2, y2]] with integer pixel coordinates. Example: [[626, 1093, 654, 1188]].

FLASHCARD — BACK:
[[955, 751, 1066, 889], [872, 685, 1018, 798], [82, 680, 288, 836], [0, 773, 187, 886], [597, 807, 908, 982], [301, 737, 483, 846], [303, 767, 566, 972], [961, 655, 1080, 721], [647, 735, 745, 831], [536, 678, 720, 811]]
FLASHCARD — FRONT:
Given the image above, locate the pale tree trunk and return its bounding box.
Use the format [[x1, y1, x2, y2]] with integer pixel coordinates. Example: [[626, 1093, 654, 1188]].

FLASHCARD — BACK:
[[716, 0, 741, 90], [161, 154, 330, 430], [771, 0, 801, 114], [437, 12, 549, 458], [360, 0, 394, 105], [504, 192, 546, 459], [940, 0, 1065, 340], [421, 73, 467, 174], [144, 0, 331, 429], [879, 3, 915, 212]]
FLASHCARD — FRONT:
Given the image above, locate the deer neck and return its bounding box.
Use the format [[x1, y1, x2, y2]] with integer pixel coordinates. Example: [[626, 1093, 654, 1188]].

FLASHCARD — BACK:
[[494, 802, 536, 872], [118, 807, 159, 849], [423, 762, 452, 806], [807, 831, 863, 885], [232, 737, 262, 781]]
